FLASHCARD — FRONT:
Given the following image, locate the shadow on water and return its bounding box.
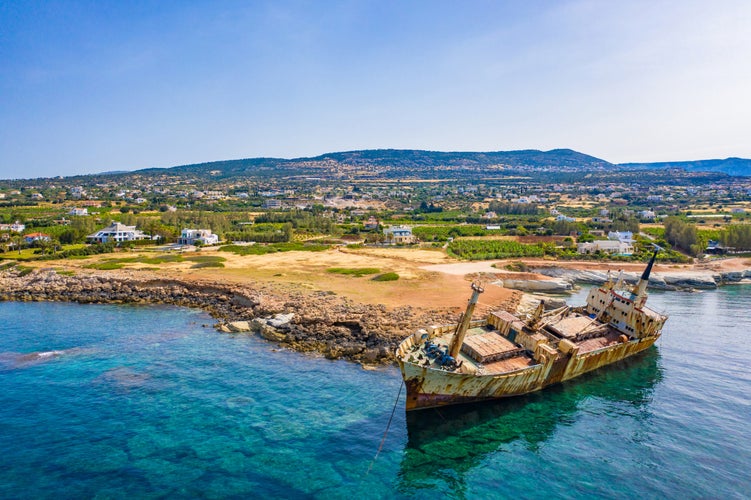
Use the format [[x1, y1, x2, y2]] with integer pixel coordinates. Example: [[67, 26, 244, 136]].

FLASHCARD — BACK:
[[397, 348, 663, 495]]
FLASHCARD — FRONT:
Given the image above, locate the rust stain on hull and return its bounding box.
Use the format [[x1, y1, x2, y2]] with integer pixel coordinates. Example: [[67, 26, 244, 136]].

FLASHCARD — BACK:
[[400, 337, 657, 410]]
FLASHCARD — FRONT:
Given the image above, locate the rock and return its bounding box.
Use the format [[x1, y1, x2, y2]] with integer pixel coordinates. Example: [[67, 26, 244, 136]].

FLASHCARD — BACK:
[[268, 313, 294, 328], [501, 278, 573, 293], [259, 324, 286, 342], [227, 321, 252, 332], [660, 272, 718, 289], [719, 271, 745, 283]]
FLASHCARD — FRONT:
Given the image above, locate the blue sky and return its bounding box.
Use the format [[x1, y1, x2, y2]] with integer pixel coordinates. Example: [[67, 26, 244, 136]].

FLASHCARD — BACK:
[[1, 0, 750, 178]]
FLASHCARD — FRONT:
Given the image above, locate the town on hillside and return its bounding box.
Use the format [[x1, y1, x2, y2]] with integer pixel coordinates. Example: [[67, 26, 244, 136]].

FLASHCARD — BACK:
[[1, 152, 751, 264]]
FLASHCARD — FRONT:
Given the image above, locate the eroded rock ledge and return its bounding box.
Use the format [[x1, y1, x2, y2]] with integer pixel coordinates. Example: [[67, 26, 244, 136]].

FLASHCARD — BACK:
[[0, 268, 519, 364], [502, 267, 751, 293]]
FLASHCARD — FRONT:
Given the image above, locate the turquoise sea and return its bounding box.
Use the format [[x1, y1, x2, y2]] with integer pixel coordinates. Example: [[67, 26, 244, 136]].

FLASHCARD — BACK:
[[1, 286, 750, 499]]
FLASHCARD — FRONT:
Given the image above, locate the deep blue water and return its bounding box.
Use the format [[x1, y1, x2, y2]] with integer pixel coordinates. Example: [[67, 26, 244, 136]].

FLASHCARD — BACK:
[[0, 286, 750, 499]]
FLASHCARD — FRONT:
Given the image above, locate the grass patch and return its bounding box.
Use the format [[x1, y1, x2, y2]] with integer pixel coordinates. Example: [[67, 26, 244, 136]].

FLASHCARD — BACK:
[[0, 262, 17, 271], [16, 265, 34, 277], [220, 242, 330, 256], [137, 254, 184, 264], [85, 262, 124, 270], [372, 272, 399, 281], [191, 261, 225, 269], [100, 254, 186, 265], [54, 269, 76, 276], [185, 255, 226, 264], [327, 267, 380, 277], [0, 249, 38, 261]]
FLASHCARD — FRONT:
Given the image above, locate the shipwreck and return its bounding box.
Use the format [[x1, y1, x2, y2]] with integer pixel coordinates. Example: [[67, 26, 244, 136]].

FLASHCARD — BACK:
[[396, 251, 668, 410]]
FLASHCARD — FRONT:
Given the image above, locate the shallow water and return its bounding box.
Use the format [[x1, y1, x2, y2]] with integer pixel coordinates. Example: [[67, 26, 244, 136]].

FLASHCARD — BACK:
[[0, 287, 749, 499]]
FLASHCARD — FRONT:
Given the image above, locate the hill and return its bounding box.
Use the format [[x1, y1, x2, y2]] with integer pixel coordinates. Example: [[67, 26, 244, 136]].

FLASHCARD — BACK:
[[134, 148, 613, 180], [619, 157, 751, 177]]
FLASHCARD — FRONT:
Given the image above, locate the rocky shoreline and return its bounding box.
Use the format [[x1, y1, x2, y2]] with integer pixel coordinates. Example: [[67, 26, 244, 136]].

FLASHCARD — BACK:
[[499, 266, 751, 293], [0, 268, 517, 365]]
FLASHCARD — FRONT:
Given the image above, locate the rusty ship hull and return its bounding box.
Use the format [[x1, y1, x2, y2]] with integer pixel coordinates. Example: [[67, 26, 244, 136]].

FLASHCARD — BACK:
[[397, 252, 667, 411]]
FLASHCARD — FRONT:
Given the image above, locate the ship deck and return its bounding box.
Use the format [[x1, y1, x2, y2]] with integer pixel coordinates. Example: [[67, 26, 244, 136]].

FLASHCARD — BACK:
[[414, 320, 629, 376], [432, 326, 537, 375]]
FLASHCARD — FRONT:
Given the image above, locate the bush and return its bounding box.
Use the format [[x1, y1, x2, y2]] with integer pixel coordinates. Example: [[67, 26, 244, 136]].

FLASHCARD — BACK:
[[372, 272, 399, 281], [327, 267, 380, 277], [185, 255, 226, 264], [85, 262, 124, 270], [219, 242, 330, 256], [191, 262, 225, 269], [16, 265, 33, 277]]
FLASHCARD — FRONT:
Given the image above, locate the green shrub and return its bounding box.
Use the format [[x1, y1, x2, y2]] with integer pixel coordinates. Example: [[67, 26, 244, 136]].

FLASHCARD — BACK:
[[191, 261, 225, 269], [327, 267, 380, 277], [16, 265, 34, 277], [85, 262, 124, 270], [185, 255, 226, 264], [372, 272, 399, 281], [220, 242, 330, 256]]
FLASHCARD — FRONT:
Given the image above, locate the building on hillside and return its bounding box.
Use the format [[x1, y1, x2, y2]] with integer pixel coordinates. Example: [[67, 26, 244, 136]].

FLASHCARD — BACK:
[[68, 207, 89, 216], [383, 225, 415, 245], [608, 231, 634, 243], [86, 222, 148, 244], [577, 240, 634, 255], [364, 216, 380, 230], [24, 232, 51, 244], [0, 221, 25, 232], [178, 229, 219, 246], [705, 240, 729, 255]]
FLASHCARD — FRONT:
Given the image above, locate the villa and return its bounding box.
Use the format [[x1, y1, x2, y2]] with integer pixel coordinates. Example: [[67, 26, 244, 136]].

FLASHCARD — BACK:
[[87, 222, 148, 244], [577, 240, 634, 255], [177, 229, 219, 246], [383, 225, 415, 245]]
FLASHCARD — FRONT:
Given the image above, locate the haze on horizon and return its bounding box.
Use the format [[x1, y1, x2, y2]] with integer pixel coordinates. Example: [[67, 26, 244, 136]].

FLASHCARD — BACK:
[[1, 0, 750, 179]]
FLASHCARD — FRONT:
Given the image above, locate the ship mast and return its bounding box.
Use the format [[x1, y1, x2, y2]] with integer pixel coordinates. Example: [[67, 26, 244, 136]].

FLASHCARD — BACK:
[[449, 283, 484, 359], [633, 249, 658, 300]]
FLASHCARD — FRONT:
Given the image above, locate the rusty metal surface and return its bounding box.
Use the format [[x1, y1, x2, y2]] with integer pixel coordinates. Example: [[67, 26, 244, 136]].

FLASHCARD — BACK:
[[400, 336, 658, 410]]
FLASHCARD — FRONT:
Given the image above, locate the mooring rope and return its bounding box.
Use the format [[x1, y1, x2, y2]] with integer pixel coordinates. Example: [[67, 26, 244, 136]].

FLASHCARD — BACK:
[[366, 380, 404, 475]]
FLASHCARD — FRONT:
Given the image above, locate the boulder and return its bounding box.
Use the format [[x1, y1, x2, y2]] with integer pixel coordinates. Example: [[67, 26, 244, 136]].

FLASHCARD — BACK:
[[226, 321, 252, 332], [501, 278, 573, 293], [660, 272, 718, 289]]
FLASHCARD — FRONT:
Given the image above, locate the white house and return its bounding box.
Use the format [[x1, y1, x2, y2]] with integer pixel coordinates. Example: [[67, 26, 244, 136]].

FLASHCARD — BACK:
[[68, 207, 89, 216], [608, 231, 634, 243], [0, 221, 25, 232], [87, 222, 148, 244], [24, 232, 51, 244], [578, 240, 634, 255], [263, 199, 283, 209], [383, 225, 415, 245], [177, 229, 219, 246]]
